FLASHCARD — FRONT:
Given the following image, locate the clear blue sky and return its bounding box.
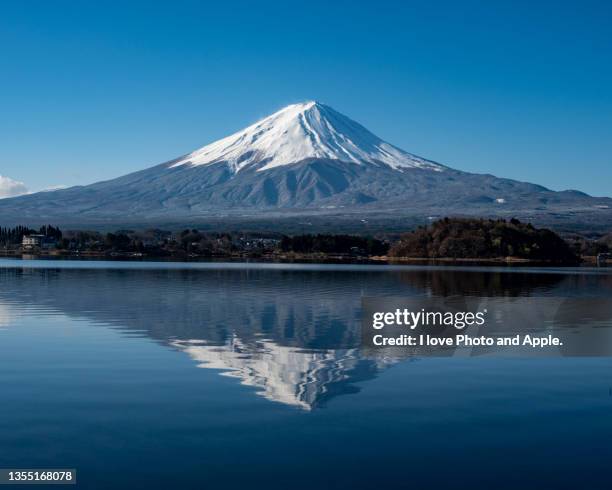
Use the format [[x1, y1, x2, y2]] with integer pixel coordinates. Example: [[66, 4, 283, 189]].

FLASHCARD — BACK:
[[1, 0, 611, 196]]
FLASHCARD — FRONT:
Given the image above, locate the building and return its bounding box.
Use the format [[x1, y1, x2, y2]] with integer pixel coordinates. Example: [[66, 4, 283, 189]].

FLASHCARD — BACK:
[[597, 253, 612, 266], [22, 234, 56, 251]]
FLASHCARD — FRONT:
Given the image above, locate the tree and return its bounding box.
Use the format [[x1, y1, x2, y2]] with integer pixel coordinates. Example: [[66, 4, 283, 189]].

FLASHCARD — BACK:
[[389, 218, 578, 264]]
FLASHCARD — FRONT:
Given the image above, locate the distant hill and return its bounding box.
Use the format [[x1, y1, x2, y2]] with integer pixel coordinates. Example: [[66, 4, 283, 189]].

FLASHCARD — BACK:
[[389, 218, 578, 263]]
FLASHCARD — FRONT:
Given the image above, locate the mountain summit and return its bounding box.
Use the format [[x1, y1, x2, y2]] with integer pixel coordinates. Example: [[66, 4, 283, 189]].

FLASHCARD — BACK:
[[0, 102, 610, 227], [171, 101, 443, 173]]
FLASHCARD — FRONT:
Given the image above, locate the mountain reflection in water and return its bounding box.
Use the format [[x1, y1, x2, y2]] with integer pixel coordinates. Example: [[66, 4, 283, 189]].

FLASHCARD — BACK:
[[0, 262, 610, 409]]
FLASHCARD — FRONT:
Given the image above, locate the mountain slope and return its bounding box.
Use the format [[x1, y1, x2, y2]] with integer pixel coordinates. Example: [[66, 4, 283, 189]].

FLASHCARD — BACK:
[[0, 101, 610, 226], [170, 101, 444, 173]]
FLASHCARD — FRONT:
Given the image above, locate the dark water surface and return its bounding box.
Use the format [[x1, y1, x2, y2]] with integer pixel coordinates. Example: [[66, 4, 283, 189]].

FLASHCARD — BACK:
[[1, 259, 611, 489]]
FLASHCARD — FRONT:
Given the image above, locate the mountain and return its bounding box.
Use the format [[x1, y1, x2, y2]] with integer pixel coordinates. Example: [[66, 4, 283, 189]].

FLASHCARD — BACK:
[[170, 101, 444, 173], [1, 101, 610, 228]]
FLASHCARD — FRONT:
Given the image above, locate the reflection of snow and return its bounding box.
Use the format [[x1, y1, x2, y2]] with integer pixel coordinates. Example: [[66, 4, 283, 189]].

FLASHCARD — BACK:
[[172, 336, 394, 410], [0, 302, 15, 329]]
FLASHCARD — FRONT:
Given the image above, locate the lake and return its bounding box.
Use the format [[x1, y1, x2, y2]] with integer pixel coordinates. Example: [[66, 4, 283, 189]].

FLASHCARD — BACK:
[[1, 259, 611, 489]]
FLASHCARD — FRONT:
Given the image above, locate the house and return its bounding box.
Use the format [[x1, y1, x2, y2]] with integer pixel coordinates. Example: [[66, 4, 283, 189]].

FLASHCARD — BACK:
[[349, 246, 367, 256], [22, 234, 56, 251], [597, 253, 611, 266]]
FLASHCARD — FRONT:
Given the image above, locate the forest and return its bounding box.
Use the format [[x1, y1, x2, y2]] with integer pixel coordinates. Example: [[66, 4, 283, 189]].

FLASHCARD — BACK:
[[388, 218, 579, 263], [2, 219, 610, 264]]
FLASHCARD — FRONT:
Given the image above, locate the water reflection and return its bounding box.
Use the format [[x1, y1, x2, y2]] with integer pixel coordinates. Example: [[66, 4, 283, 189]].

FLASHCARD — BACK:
[[397, 268, 570, 296], [172, 338, 396, 410], [0, 303, 16, 330], [0, 263, 610, 409]]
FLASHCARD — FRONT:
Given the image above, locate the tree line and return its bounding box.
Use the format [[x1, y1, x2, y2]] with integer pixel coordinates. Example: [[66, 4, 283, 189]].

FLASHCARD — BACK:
[[389, 217, 578, 263], [0, 225, 62, 246], [280, 234, 388, 255], [0, 220, 607, 263]]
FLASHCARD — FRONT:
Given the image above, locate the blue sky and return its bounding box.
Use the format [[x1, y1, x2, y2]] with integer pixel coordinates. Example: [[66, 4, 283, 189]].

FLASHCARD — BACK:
[[1, 0, 611, 196]]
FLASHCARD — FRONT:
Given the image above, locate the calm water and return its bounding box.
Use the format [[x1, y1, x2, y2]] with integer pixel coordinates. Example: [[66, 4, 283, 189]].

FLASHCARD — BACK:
[[1, 259, 612, 489]]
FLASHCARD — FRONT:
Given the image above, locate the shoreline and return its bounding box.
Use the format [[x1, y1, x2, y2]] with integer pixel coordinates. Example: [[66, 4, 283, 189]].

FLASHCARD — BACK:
[[0, 251, 601, 267]]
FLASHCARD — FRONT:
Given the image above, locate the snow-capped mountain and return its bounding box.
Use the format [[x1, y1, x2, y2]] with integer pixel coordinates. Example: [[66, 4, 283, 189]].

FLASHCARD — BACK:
[[171, 337, 388, 410], [171, 101, 443, 173], [0, 101, 610, 226]]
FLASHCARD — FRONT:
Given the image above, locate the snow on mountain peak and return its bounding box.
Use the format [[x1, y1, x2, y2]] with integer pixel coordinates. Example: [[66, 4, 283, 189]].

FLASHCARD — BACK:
[[171, 101, 444, 173]]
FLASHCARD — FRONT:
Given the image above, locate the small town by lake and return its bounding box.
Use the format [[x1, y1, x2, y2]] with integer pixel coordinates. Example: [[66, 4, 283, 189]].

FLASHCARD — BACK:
[[3, 217, 612, 266]]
